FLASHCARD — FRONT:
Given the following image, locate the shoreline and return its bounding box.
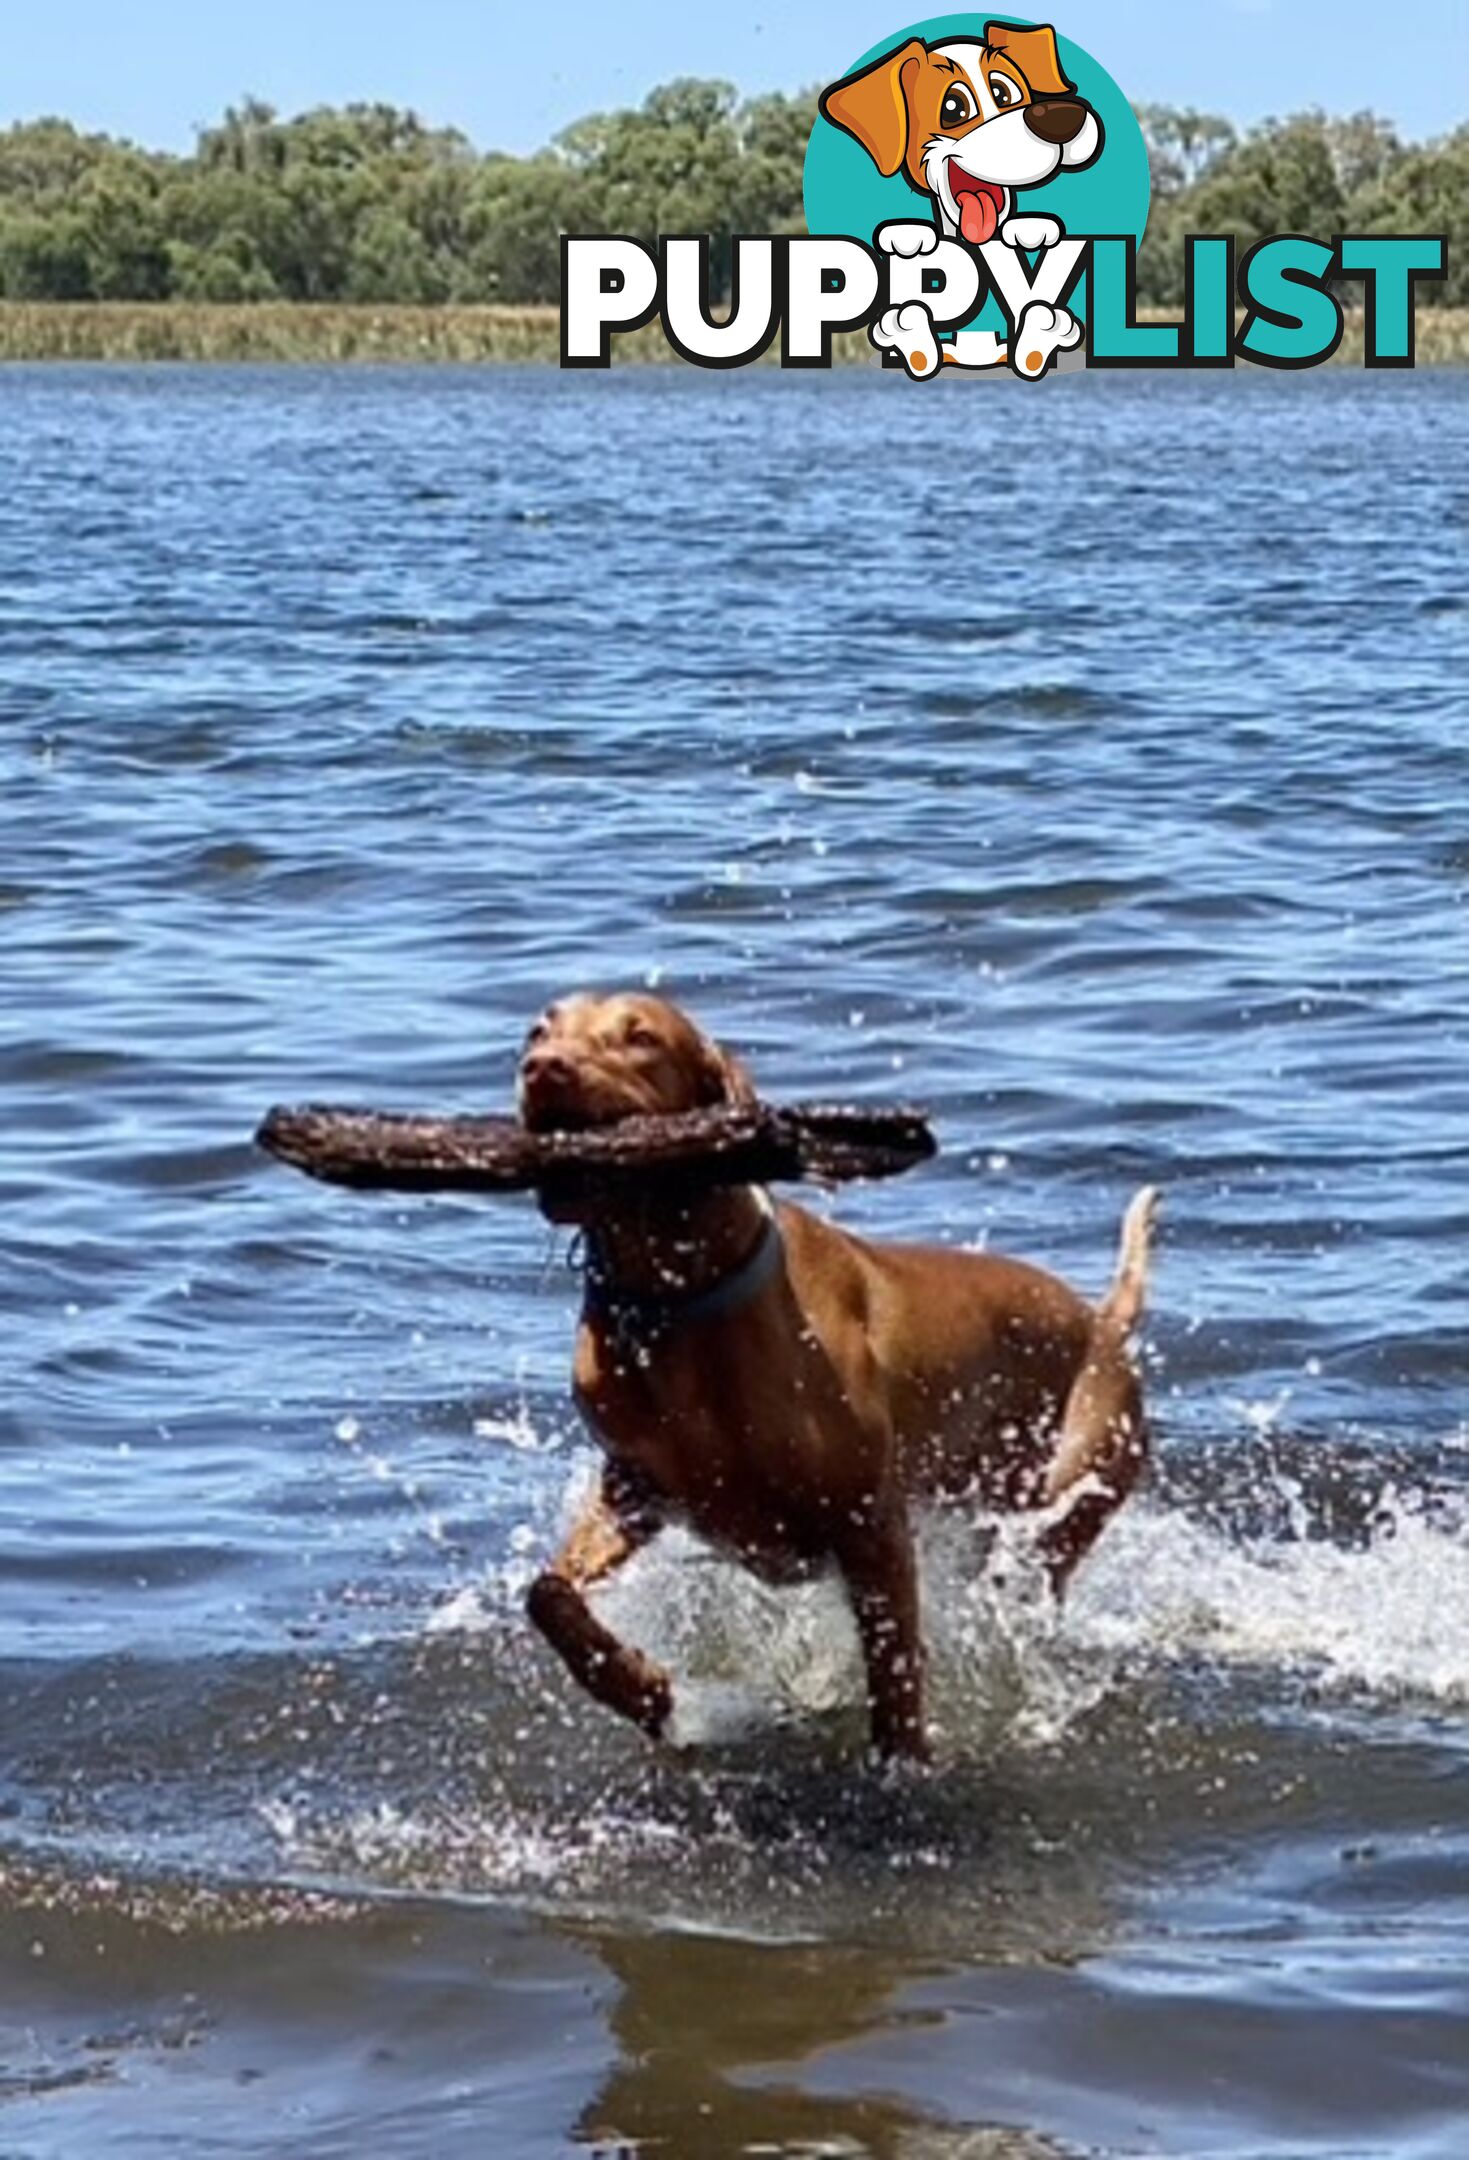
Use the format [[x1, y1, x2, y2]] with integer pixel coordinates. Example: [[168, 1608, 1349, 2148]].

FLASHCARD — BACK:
[[2, 301, 1467, 365]]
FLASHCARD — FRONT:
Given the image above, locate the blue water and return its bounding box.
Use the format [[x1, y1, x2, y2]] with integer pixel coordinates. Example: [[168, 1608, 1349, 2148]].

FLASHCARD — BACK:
[[1, 363, 1466, 2158]]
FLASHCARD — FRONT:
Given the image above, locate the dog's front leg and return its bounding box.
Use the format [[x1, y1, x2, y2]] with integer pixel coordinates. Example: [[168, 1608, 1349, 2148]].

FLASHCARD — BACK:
[[526, 1464, 673, 1739], [999, 213, 1064, 253], [836, 1495, 930, 1764], [874, 219, 940, 259]]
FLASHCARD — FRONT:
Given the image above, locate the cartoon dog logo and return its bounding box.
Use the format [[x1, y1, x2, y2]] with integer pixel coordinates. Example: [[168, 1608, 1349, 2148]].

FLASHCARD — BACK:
[[819, 21, 1103, 377]]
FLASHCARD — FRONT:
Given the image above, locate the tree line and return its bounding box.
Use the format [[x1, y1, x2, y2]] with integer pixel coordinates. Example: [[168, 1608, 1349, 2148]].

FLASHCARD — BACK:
[[0, 85, 1463, 309]]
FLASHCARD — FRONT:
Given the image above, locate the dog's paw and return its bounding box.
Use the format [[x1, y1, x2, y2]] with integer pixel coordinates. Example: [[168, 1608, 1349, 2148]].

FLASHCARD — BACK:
[[871, 301, 941, 379], [1000, 214, 1064, 252], [1009, 300, 1083, 378], [874, 220, 940, 258]]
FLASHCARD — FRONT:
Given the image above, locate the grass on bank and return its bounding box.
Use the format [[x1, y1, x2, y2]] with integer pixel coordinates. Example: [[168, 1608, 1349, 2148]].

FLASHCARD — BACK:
[[1, 301, 1467, 365]]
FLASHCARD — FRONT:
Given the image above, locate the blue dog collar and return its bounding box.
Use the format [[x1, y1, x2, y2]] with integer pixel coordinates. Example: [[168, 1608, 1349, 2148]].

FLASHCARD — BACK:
[[581, 1200, 783, 1342]]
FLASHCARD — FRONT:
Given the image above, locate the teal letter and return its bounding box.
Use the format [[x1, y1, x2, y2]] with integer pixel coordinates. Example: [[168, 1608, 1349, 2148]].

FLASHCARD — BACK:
[[1338, 235, 1446, 367], [1186, 237, 1233, 363], [1238, 237, 1341, 369], [1088, 237, 1179, 364]]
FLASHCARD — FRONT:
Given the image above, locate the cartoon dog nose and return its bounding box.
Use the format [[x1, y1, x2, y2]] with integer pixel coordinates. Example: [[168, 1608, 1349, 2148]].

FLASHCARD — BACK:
[[1025, 98, 1088, 145]]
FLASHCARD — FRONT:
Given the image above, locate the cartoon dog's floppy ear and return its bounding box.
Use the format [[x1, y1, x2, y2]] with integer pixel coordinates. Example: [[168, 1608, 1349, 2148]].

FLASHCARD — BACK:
[[984, 20, 1076, 98], [819, 37, 927, 179]]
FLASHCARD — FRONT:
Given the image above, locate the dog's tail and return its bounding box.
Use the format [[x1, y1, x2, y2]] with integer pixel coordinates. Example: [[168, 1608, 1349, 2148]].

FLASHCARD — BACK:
[[1098, 1185, 1160, 1338]]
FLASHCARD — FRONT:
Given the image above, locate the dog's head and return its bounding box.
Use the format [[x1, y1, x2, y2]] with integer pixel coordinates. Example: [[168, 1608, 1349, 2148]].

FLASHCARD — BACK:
[[819, 21, 1102, 244], [517, 991, 754, 1135]]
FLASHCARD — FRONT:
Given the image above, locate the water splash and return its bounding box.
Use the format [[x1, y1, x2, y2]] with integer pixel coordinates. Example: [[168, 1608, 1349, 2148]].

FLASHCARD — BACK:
[[252, 1441, 1469, 1941], [430, 1443, 1469, 1746], [1072, 1481, 1469, 1707]]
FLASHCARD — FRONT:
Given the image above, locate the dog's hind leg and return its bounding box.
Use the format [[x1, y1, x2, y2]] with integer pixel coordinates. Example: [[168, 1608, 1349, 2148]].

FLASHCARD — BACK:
[[1034, 1187, 1159, 1591]]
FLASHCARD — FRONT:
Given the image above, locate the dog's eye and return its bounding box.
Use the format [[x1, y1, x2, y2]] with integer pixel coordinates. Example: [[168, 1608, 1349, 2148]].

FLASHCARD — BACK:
[[624, 1021, 661, 1050], [988, 73, 1021, 110], [939, 85, 976, 129], [525, 1019, 549, 1047]]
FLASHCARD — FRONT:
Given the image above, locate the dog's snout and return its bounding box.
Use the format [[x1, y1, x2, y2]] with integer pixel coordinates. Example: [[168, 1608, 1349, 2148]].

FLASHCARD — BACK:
[[1025, 98, 1087, 145], [521, 1047, 573, 1086], [518, 1043, 588, 1135]]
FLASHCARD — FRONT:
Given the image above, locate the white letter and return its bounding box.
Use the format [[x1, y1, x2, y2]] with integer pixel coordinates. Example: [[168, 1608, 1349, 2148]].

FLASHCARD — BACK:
[[887, 238, 981, 330], [562, 239, 659, 367], [979, 236, 1086, 332], [784, 239, 881, 365], [663, 238, 776, 366]]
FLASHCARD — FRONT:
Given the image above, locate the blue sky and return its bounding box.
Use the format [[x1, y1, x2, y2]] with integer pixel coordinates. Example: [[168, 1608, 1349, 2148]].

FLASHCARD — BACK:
[[4, 2, 1466, 154]]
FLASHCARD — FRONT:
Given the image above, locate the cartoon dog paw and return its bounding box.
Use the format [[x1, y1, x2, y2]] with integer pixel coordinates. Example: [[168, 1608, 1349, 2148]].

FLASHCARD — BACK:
[[874, 220, 940, 258], [1000, 214, 1064, 252], [1010, 300, 1083, 378], [872, 301, 941, 379]]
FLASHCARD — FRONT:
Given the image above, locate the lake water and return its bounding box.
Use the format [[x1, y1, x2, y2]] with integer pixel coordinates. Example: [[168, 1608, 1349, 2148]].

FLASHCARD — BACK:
[[1, 361, 1466, 2157]]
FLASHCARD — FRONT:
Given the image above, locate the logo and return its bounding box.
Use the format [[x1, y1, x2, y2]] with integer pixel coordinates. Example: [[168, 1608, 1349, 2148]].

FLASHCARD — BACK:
[[562, 15, 1448, 373], [808, 17, 1139, 377]]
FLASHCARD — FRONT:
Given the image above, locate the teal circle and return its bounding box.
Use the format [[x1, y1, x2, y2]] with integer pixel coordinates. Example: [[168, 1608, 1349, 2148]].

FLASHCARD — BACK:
[[802, 13, 1150, 335]]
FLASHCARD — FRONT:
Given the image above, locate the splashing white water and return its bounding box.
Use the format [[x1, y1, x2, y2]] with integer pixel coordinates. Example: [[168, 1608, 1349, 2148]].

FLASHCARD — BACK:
[[273, 1460, 1469, 1915], [261, 1793, 688, 1894], [429, 1455, 1469, 1748], [586, 1510, 1117, 1758], [1072, 1483, 1469, 1706]]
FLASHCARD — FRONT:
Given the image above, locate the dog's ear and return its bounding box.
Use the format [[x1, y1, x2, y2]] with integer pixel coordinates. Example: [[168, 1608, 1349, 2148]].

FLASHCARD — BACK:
[[697, 1041, 757, 1110], [819, 37, 926, 179], [984, 21, 1075, 98]]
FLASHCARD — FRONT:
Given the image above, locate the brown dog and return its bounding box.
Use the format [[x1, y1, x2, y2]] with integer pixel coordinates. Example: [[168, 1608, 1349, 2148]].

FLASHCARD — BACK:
[[521, 991, 1157, 1763]]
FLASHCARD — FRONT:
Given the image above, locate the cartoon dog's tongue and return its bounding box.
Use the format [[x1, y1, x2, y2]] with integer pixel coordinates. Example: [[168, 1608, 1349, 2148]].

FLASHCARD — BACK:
[[959, 192, 996, 245], [951, 171, 1002, 247]]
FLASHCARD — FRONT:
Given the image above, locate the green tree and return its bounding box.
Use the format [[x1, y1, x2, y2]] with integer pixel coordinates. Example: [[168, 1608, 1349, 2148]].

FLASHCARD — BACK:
[[1133, 105, 1235, 305], [1325, 111, 1403, 196], [0, 86, 1458, 311], [1348, 125, 1469, 304], [73, 165, 174, 298], [196, 97, 289, 177], [168, 229, 281, 301], [0, 210, 96, 297], [732, 90, 816, 234], [0, 118, 118, 203], [1135, 104, 1236, 198], [463, 154, 588, 304], [1137, 109, 1375, 307], [1186, 113, 1346, 246]]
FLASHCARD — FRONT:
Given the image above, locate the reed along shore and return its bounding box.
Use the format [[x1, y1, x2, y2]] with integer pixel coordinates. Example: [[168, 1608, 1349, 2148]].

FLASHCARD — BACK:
[[1, 301, 1466, 364]]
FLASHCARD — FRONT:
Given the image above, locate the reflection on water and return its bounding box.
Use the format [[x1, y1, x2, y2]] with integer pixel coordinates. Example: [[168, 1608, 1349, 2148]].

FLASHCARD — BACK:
[[566, 1924, 1057, 2160]]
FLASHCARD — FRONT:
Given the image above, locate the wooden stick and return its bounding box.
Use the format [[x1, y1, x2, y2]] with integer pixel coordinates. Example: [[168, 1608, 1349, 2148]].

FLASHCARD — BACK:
[[256, 1099, 936, 1197]]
